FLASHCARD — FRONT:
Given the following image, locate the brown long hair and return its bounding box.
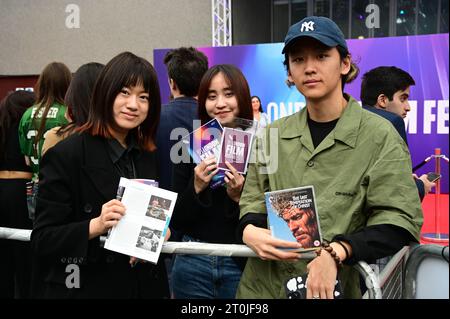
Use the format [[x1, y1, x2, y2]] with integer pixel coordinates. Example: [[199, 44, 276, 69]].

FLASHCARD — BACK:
[[32, 62, 71, 155], [251, 95, 263, 112], [197, 64, 253, 124], [79, 52, 161, 151], [58, 62, 104, 136]]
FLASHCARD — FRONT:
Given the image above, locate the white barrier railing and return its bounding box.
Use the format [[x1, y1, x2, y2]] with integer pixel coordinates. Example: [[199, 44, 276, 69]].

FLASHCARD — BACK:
[[0, 227, 318, 258], [0, 226, 381, 298], [0, 226, 31, 242]]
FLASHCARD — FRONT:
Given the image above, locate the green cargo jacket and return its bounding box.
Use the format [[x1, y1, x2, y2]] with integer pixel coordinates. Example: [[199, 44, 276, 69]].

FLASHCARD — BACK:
[[237, 96, 423, 299]]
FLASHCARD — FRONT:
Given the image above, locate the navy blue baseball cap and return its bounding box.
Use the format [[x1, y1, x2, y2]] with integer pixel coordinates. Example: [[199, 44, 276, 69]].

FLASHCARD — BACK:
[[282, 16, 348, 54]]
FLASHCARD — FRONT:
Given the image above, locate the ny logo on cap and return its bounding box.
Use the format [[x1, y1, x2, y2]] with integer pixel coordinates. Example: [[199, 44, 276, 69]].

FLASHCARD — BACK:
[[300, 21, 315, 32]]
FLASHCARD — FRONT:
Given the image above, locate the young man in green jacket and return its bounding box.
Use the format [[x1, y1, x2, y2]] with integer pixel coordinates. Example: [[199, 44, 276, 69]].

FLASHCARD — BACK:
[[237, 16, 423, 299]]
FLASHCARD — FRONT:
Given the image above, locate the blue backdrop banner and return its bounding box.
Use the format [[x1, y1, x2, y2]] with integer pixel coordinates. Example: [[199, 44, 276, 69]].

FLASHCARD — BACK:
[[154, 34, 449, 192]]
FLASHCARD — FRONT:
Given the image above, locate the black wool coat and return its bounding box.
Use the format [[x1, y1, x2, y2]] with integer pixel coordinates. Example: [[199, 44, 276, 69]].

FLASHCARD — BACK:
[[31, 132, 169, 298]]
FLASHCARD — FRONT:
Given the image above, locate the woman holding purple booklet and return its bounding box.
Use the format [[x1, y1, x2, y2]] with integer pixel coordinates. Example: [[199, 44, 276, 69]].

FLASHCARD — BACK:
[[171, 64, 253, 299]]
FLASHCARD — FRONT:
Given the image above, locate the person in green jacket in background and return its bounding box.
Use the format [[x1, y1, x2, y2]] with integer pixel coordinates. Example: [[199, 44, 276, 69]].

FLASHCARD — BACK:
[[236, 16, 423, 299], [18, 62, 71, 220], [18, 62, 71, 179]]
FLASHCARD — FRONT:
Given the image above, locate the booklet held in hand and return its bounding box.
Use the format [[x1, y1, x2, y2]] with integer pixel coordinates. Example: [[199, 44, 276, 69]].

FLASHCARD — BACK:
[[104, 178, 177, 264]]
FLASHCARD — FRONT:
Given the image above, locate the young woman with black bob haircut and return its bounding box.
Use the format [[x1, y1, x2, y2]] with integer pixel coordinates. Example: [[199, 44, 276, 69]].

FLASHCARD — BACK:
[[31, 52, 169, 298], [170, 64, 253, 299]]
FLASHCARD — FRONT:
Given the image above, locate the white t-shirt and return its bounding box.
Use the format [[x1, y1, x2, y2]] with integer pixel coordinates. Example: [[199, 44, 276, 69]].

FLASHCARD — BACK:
[[253, 112, 269, 135]]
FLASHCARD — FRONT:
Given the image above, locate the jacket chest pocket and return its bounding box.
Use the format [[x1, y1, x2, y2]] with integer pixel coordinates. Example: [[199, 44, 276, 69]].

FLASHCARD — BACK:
[[318, 181, 364, 237]]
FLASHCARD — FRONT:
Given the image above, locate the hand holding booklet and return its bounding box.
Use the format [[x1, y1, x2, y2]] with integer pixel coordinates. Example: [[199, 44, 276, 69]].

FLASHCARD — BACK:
[[104, 177, 177, 264], [182, 118, 226, 189], [182, 117, 256, 189]]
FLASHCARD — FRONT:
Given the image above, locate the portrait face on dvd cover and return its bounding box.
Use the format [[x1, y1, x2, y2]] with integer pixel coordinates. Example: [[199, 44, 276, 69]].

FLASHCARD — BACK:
[[279, 206, 320, 249]]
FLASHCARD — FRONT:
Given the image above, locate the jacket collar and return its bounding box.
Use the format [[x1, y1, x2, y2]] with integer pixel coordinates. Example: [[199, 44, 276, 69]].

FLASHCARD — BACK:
[[280, 94, 361, 149], [166, 96, 197, 106], [106, 136, 140, 165]]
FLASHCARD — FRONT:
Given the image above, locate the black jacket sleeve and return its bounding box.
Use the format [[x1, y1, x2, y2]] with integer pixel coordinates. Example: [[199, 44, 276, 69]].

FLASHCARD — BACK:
[[415, 178, 425, 201], [238, 213, 415, 264], [31, 144, 90, 261], [333, 224, 417, 265], [171, 162, 203, 231], [236, 213, 267, 244], [171, 161, 231, 231], [171, 161, 241, 240]]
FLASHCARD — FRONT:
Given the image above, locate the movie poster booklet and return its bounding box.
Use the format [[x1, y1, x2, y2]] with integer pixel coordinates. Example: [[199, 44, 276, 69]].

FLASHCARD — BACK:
[[217, 118, 256, 174], [104, 177, 177, 264]]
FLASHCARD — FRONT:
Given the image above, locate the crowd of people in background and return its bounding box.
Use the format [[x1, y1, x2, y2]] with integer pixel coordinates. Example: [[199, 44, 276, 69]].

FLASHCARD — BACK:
[[0, 15, 431, 299]]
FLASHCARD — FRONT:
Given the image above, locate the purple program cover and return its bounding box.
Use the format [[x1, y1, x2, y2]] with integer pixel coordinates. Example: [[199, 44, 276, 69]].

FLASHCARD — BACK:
[[133, 179, 159, 188], [218, 127, 254, 174], [182, 118, 223, 164], [181, 118, 226, 189]]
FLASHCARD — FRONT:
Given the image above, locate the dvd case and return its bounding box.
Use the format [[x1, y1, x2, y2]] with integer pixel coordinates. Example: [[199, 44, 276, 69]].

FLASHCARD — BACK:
[[265, 185, 322, 251]]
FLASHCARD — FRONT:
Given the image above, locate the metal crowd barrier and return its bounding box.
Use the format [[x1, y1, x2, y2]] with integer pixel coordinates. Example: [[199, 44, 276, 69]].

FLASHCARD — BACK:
[[1, 226, 383, 299], [403, 244, 449, 299], [361, 246, 410, 299], [0, 226, 31, 242]]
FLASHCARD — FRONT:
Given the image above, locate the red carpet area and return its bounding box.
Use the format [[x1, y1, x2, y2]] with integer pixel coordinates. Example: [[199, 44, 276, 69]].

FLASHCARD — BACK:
[[420, 194, 449, 245]]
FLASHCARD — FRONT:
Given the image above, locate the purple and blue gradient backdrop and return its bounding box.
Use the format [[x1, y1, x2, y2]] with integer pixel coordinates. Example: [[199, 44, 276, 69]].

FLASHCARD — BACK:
[[154, 34, 449, 193]]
